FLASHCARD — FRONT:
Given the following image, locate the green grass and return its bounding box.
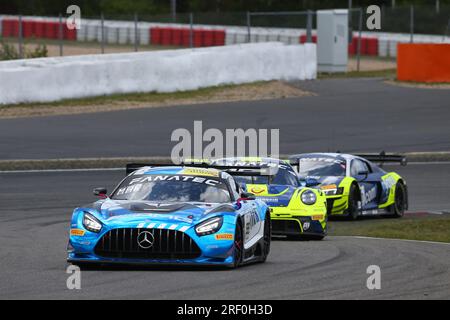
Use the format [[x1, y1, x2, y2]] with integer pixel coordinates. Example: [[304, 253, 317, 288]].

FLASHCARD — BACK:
[[329, 214, 450, 243], [0, 82, 268, 109], [318, 68, 396, 79]]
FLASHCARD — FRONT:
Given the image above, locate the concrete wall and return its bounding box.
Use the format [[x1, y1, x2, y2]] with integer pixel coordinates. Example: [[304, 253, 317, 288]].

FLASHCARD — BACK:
[[0, 42, 317, 105]]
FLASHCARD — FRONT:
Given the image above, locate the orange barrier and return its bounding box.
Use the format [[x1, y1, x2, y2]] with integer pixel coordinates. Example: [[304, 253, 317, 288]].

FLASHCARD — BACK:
[[397, 43, 450, 83]]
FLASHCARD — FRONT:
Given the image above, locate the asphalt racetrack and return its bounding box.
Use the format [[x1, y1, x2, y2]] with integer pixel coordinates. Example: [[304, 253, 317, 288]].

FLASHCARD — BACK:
[[1, 78, 450, 160], [1, 163, 449, 299]]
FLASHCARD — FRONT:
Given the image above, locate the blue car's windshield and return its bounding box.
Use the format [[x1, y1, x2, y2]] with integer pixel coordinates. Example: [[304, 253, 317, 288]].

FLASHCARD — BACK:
[[111, 174, 231, 203], [233, 166, 299, 187]]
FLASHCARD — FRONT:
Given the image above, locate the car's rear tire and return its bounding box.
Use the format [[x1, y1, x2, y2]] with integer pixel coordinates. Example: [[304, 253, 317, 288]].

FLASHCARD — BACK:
[[347, 184, 360, 220], [392, 182, 406, 218], [260, 211, 271, 262], [232, 221, 244, 268]]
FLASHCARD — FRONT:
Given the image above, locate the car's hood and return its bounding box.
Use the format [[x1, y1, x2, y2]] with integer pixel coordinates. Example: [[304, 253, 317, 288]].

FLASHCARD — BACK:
[[244, 184, 297, 207], [86, 199, 234, 225]]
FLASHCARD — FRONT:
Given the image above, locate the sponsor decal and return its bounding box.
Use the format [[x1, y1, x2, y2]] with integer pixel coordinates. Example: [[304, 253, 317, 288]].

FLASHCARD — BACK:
[[320, 184, 337, 190], [361, 185, 377, 207], [362, 209, 380, 215], [181, 168, 219, 177], [382, 176, 396, 192], [250, 186, 267, 194], [116, 175, 222, 196], [70, 229, 85, 236], [215, 233, 234, 240], [303, 222, 311, 230], [258, 197, 279, 203]]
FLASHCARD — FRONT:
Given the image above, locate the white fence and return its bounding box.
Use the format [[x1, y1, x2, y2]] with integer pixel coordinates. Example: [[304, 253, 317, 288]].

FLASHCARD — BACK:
[[2, 15, 449, 59]]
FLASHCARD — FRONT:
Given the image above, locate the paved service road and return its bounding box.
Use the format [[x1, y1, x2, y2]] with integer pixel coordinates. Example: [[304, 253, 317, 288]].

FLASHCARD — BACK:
[[1, 78, 449, 160], [1, 163, 449, 299]]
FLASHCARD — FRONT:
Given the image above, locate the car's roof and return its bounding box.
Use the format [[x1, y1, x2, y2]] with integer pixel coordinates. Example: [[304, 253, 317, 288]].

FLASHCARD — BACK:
[[133, 166, 223, 178], [214, 157, 289, 165], [290, 153, 367, 163]]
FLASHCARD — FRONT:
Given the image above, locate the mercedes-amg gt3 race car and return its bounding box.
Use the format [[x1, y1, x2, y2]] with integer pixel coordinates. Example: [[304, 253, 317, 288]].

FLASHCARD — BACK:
[[67, 164, 271, 268], [211, 157, 328, 240], [289, 153, 408, 219]]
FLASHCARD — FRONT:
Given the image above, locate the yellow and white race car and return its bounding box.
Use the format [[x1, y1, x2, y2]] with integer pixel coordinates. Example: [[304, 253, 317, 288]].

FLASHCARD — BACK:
[[212, 157, 328, 240]]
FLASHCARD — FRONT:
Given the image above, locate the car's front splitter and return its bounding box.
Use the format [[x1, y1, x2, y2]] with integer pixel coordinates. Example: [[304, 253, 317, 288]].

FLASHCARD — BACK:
[[271, 216, 326, 236], [67, 252, 235, 267]]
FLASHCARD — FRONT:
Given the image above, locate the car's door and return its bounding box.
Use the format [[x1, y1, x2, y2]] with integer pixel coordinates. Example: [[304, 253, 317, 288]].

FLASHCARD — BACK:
[[350, 159, 380, 210], [241, 199, 261, 247], [229, 176, 262, 248]]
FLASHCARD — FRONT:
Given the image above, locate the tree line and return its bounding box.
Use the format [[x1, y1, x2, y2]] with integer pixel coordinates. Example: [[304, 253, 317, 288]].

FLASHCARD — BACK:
[[0, 0, 448, 16]]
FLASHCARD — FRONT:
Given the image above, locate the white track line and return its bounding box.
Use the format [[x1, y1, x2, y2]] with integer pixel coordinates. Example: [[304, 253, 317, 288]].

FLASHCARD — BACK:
[[335, 236, 450, 246], [1, 160, 450, 174]]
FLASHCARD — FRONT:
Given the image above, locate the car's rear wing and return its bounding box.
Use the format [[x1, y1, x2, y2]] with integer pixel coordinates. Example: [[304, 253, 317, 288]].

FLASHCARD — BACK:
[[287, 152, 407, 171], [355, 152, 407, 166], [125, 162, 278, 176]]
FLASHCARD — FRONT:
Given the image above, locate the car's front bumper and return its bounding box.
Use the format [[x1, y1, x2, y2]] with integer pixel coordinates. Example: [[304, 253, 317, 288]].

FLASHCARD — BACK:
[[67, 225, 236, 267], [270, 207, 327, 236], [271, 217, 326, 236]]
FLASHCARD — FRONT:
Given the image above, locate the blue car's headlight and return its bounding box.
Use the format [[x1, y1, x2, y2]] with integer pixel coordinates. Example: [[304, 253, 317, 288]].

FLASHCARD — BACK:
[[195, 217, 223, 236], [83, 212, 102, 233], [301, 190, 317, 205]]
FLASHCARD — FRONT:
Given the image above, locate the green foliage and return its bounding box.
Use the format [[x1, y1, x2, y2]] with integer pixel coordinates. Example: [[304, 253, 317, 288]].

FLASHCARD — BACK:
[[0, 42, 48, 61], [26, 44, 48, 59], [0, 41, 19, 60]]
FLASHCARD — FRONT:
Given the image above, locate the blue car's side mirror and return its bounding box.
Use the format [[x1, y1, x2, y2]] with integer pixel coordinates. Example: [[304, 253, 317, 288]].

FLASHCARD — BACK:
[[305, 178, 320, 187]]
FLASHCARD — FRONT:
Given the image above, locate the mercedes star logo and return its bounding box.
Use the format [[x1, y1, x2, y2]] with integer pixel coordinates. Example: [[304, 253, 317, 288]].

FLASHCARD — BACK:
[[137, 231, 154, 249]]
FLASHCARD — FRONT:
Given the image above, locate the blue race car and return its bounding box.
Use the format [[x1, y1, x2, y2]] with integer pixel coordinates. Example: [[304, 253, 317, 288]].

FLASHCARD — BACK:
[[67, 164, 271, 268]]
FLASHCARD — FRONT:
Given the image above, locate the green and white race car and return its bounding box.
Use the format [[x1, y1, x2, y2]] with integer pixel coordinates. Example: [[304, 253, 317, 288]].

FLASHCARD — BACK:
[[289, 153, 408, 220]]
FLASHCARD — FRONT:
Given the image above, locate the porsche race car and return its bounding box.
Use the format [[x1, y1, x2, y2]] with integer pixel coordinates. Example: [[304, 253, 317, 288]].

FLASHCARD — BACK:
[[289, 153, 408, 219], [67, 164, 271, 268], [211, 157, 328, 240]]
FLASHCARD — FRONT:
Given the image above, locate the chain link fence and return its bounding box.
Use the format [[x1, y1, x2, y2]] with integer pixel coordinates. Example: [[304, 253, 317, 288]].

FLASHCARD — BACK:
[[1, 4, 449, 73]]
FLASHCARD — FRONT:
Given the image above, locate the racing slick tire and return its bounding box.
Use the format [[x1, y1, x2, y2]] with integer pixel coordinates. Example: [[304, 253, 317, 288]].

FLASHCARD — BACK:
[[260, 211, 271, 263], [347, 184, 360, 220], [232, 221, 244, 268], [391, 182, 407, 218]]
